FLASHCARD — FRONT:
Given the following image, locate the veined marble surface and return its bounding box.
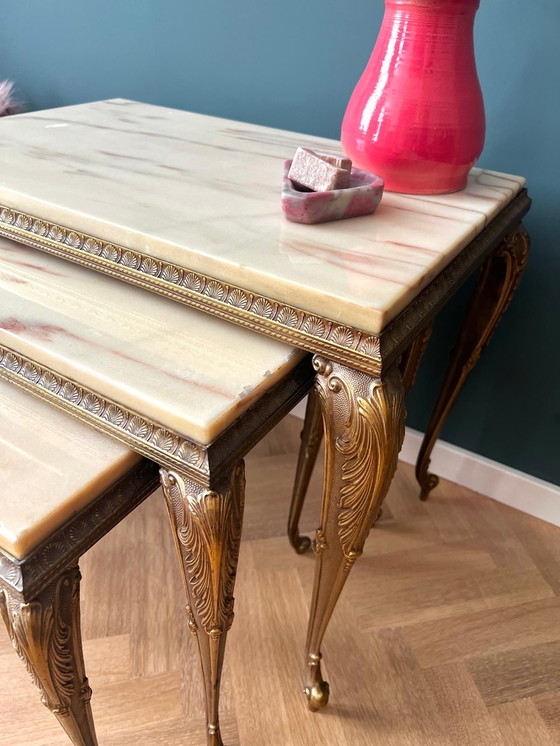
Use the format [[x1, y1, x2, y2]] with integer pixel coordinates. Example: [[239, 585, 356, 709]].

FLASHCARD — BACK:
[[0, 239, 304, 444], [0, 379, 141, 559], [0, 100, 525, 334]]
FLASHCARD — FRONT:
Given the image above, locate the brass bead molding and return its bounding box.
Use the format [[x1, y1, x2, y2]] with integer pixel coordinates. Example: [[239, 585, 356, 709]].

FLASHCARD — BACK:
[[0, 346, 313, 485], [0, 459, 159, 601], [0, 191, 530, 376], [0, 204, 380, 373], [0, 344, 209, 478]]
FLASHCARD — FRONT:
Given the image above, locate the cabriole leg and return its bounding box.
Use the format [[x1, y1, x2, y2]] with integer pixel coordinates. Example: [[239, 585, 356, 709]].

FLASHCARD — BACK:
[[400, 322, 433, 396], [0, 565, 98, 746], [289, 324, 432, 553], [304, 356, 405, 710], [288, 386, 323, 554], [161, 462, 245, 746], [416, 224, 530, 500]]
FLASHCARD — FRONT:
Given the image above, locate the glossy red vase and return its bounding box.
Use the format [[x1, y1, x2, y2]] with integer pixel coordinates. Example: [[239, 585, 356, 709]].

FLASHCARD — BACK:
[[341, 0, 485, 194]]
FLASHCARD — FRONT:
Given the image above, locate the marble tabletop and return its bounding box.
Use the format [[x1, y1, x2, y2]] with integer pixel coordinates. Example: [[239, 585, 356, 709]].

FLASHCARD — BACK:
[[0, 378, 141, 559], [0, 238, 304, 445], [0, 99, 525, 335]]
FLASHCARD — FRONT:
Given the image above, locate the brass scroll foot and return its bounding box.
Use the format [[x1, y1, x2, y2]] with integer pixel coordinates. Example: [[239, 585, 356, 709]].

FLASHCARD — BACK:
[[288, 386, 323, 554], [0, 566, 98, 746], [292, 534, 312, 555], [304, 653, 330, 711], [161, 462, 245, 746], [419, 473, 440, 502], [416, 224, 530, 501], [304, 356, 405, 708], [207, 727, 224, 746]]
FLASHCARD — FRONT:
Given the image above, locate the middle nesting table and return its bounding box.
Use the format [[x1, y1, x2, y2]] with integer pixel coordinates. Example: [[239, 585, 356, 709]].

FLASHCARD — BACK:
[[0, 238, 313, 746]]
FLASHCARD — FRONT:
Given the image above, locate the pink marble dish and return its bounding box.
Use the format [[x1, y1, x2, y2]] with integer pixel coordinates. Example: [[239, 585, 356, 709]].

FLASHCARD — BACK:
[[281, 160, 384, 224]]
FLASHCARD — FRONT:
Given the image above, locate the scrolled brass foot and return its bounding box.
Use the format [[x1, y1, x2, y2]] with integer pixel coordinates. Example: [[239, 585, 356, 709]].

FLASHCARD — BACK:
[[291, 533, 312, 554], [419, 472, 439, 501], [207, 725, 223, 746], [304, 653, 330, 711], [304, 680, 330, 712]]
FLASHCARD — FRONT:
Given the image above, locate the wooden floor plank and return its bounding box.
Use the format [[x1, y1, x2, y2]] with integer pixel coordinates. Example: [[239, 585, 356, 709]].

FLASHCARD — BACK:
[[489, 699, 556, 745], [421, 663, 506, 746], [468, 640, 560, 707], [534, 693, 560, 742], [403, 598, 560, 668]]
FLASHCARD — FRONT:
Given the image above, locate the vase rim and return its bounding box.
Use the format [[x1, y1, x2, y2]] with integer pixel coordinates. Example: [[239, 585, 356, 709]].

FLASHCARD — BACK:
[[386, 0, 480, 9]]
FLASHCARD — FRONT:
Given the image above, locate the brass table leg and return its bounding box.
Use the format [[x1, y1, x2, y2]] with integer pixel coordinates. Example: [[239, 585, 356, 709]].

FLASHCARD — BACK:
[[288, 326, 431, 555], [401, 322, 433, 396], [288, 386, 323, 554], [416, 224, 530, 500], [0, 566, 98, 746], [161, 462, 245, 746], [304, 356, 405, 710]]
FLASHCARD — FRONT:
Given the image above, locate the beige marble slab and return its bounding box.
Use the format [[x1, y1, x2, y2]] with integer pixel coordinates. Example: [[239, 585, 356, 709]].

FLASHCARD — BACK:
[[0, 239, 304, 444], [0, 379, 141, 559], [0, 100, 525, 334]]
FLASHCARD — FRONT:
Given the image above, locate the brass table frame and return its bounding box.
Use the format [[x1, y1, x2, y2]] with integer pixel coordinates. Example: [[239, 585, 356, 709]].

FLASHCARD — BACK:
[[0, 189, 531, 725]]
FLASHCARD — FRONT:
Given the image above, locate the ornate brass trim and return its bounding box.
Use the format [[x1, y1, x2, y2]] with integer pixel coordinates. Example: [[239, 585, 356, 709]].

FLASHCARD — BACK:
[[0, 459, 159, 601], [304, 357, 405, 710], [314, 357, 405, 572], [1, 566, 98, 744], [1, 569, 79, 716], [0, 204, 381, 372], [0, 193, 531, 377], [0, 344, 208, 477], [161, 467, 244, 639], [0, 194, 530, 377]]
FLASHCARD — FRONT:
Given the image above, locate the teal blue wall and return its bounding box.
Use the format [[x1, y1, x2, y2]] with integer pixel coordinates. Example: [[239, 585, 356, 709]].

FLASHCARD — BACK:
[[1, 1, 558, 483]]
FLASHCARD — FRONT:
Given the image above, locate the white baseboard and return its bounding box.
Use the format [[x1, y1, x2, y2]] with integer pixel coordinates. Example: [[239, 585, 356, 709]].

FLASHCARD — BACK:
[[290, 399, 560, 528]]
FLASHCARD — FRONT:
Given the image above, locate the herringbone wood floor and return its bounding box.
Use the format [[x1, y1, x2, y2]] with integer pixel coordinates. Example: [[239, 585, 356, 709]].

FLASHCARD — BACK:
[[2, 416, 560, 745]]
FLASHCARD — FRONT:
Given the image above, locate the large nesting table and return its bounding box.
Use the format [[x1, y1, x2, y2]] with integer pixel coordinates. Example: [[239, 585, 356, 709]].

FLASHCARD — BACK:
[[0, 100, 530, 733]]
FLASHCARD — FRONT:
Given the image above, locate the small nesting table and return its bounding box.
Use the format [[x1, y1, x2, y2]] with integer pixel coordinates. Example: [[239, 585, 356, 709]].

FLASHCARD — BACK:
[[0, 100, 530, 735], [0, 240, 312, 745], [0, 380, 158, 746]]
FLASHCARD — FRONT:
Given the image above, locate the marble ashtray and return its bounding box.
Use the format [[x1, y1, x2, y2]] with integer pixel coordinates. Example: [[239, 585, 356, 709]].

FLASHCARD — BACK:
[[281, 160, 384, 224]]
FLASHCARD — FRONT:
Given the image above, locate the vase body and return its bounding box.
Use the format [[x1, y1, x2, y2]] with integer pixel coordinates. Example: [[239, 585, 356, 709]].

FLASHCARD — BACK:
[[341, 0, 485, 194]]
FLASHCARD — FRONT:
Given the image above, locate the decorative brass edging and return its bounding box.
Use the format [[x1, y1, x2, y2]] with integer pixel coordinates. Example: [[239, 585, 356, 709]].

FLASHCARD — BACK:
[[0, 345, 209, 478], [0, 205, 382, 373], [0, 192, 531, 377], [0, 459, 159, 600]]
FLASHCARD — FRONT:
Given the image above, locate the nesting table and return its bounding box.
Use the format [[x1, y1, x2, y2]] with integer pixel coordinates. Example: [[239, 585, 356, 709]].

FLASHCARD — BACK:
[[0, 100, 530, 737]]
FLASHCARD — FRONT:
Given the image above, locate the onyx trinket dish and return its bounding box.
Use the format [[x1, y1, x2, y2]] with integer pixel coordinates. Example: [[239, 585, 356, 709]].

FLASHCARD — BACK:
[[281, 160, 384, 225]]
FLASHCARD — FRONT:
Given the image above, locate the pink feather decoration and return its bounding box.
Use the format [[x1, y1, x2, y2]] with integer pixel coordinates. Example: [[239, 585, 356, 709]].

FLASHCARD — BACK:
[[0, 81, 18, 116]]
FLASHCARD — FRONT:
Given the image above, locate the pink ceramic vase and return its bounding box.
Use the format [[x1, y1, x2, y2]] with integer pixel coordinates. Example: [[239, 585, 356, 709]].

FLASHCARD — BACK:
[[341, 0, 485, 194]]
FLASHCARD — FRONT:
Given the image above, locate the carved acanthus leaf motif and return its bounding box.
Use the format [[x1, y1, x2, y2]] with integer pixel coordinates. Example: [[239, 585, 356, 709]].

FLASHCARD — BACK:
[[0, 569, 80, 716], [314, 358, 405, 570], [160, 467, 245, 638], [335, 376, 405, 567]]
